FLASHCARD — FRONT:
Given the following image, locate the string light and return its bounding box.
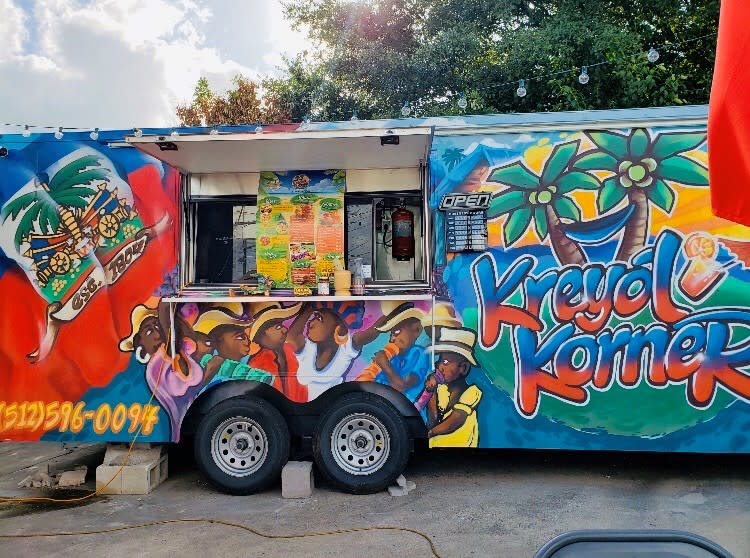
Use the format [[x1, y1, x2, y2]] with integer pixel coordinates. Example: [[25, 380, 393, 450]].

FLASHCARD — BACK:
[[516, 79, 527, 98], [89, 128, 99, 141], [254, 122, 263, 133], [401, 101, 411, 117], [170, 128, 179, 137], [0, 31, 717, 134], [457, 92, 468, 110], [578, 66, 589, 85], [209, 127, 219, 135]]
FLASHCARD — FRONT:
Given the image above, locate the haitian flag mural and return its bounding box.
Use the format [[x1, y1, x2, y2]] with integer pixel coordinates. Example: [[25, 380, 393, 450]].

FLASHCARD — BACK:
[[432, 125, 750, 452], [0, 134, 179, 441]]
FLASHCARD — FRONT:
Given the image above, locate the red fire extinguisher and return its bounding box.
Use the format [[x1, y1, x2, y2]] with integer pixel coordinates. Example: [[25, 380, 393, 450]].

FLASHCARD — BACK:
[[391, 202, 415, 261]]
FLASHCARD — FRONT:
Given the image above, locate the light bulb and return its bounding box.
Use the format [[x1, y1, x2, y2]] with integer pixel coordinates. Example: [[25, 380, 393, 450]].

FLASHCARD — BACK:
[[209, 127, 219, 135], [255, 123, 263, 134], [89, 128, 99, 141], [647, 47, 659, 63], [54, 127, 64, 140], [457, 92, 468, 110], [133, 128, 143, 137], [350, 110, 359, 122], [516, 79, 527, 98], [578, 66, 589, 85], [22, 125, 31, 138], [401, 101, 411, 117], [170, 128, 179, 137]]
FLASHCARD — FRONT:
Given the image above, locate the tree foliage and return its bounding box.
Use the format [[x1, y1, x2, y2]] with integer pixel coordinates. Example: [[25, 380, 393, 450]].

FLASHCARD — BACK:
[[176, 0, 718, 124]]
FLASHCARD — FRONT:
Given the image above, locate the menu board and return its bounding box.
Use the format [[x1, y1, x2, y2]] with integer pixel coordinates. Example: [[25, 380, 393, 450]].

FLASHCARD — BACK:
[[256, 170, 345, 289], [445, 210, 488, 252]]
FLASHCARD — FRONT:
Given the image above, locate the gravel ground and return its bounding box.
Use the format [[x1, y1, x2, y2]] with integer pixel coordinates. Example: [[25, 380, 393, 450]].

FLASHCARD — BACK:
[[0, 441, 748, 557]]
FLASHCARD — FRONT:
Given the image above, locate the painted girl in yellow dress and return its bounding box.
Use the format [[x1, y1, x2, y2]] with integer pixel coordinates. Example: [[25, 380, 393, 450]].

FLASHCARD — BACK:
[[424, 327, 482, 448]]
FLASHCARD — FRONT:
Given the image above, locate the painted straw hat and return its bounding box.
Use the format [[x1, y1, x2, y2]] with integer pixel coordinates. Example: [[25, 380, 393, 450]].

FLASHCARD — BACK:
[[376, 301, 426, 332], [421, 302, 462, 329], [193, 309, 251, 336], [248, 301, 302, 340], [119, 304, 159, 352], [432, 326, 478, 366]]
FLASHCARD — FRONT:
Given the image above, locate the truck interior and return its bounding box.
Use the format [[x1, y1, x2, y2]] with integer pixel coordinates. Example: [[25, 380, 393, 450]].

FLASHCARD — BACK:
[[126, 126, 433, 292]]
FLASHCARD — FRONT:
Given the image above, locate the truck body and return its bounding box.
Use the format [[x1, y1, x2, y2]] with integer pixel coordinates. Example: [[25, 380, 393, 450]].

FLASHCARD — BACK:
[[1, 104, 748, 492]]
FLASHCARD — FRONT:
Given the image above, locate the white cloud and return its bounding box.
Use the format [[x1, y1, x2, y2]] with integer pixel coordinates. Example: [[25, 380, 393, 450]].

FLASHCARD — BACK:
[[0, 0, 307, 131]]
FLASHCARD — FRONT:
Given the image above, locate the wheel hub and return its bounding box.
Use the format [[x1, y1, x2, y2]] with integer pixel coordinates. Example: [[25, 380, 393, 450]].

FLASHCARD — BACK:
[[330, 413, 390, 476], [211, 417, 268, 477]]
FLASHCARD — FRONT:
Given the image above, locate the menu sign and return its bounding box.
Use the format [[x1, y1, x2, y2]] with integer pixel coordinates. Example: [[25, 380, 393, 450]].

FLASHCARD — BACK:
[[257, 170, 345, 289], [441, 193, 489, 253]]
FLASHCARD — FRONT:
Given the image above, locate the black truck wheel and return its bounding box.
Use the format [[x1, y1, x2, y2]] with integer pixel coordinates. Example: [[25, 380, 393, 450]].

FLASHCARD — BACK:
[[194, 397, 289, 495], [313, 393, 410, 494]]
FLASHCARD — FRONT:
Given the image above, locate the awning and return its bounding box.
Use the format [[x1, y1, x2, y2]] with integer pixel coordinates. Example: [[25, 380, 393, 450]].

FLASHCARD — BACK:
[[125, 126, 433, 173]]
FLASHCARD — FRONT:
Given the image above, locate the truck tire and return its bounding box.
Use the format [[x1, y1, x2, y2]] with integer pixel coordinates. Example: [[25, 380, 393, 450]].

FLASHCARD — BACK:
[[194, 396, 289, 495], [313, 393, 410, 494]]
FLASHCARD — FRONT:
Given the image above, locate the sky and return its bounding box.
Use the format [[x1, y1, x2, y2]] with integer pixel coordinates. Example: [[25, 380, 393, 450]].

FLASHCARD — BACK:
[[0, 0, 310, 132]]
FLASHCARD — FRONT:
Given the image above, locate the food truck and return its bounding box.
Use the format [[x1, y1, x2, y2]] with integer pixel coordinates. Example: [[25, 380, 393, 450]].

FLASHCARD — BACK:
[[1, 104, 749, 495]]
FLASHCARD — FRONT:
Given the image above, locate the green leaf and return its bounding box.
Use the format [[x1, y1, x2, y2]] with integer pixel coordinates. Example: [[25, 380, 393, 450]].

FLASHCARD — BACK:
[[597, 177, 628, 213], [488, 190, 527, 218], [586, 131, 629, 157], [48, 156, 103, 190], [652, 132, 707, 160], [56, 185, 98, 198], [53, 169, 108, 191], [541, 141, 579, 183], [40, 204, 61, 234], [1, 191, 39, 221], [628, 129, 650, 158], [647, 179, 676, 213], [534, 206, 548, 239], [553, 196, 582, 221], [14, 204, 42, 248], [53, 194, 90, 209], [657, 155, 709, 186], [503, 207, 532, 246], [557, 171, 601, 193], [572, 151, 618, 172], [488, 162, 539, 190]]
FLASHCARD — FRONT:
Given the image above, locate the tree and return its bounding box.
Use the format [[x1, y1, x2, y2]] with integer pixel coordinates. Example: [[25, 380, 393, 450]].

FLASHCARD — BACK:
[[487, 140, 601, 265], [273, 0, 718, 120], [1, 156, 107, 248], [572, 128, 708, 261], [176, 75, 283, 126]]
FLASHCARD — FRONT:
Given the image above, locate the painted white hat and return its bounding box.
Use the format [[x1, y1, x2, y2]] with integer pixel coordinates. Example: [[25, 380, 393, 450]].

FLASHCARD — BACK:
[[248, 301, 302, 340], [376, 301, 425, 332], [432, 326, 478, 365], [119, 304, 159, 352]]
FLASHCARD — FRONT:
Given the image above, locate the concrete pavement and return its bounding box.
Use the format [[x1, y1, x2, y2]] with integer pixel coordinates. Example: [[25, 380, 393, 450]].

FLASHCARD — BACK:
[[0, 442, 748, 557]]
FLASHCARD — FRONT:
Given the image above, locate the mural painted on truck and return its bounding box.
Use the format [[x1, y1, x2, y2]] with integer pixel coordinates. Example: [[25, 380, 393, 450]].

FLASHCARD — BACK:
[[0, 135, 180, 442], [115, 298, 478, 446], [431, 126, 750, 451]]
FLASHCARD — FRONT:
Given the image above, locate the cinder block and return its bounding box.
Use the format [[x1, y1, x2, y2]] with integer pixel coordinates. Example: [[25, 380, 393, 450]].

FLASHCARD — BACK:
[[281, 461, 314, 498], [96, 453, 168, 495], [96, 465, 123, 494], [58, 466, 87, 487]]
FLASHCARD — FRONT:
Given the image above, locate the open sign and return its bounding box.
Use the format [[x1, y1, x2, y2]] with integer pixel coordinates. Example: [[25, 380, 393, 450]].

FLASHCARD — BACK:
[[440, 192, 491, 210]]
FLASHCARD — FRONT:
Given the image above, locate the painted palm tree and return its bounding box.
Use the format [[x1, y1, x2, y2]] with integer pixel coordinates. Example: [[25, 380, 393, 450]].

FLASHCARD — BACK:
[[573, 128, 708, 261], [1, 155, 108, 248], [442, 147, 466, 171], [487, 140, 601, 265]]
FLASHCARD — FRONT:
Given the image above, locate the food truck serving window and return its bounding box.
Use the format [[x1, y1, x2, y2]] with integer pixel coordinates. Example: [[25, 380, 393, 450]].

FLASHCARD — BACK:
[[126, 127, 433, 292]]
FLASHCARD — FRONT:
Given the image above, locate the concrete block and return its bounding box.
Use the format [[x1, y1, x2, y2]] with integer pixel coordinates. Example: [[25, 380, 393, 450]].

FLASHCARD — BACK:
[[388, 485, 410, 497], [96, 465, 123, 494], [58, 466, 87, 487], [96, 453, 167, 495], [102, 444, 163, 466], [282, 461, 314, 499]]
